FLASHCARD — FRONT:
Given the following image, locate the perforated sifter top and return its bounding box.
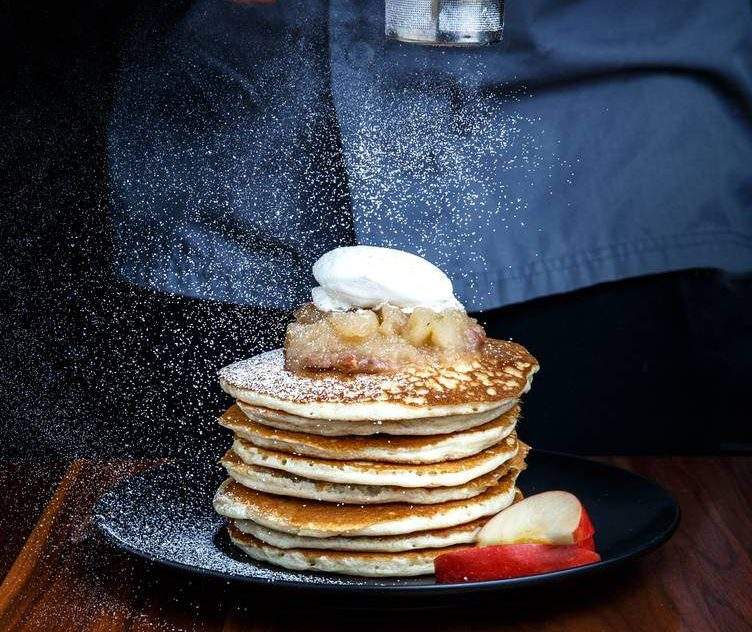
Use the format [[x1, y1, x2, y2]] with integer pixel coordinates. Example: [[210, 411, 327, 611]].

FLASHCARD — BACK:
[[385, 0, 504, 46]]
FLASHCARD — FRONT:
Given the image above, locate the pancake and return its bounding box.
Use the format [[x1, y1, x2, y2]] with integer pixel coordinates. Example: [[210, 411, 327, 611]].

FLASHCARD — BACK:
[[236, 400, 516, 436], [221, 445, 528, 504], [232, 517, 487, 552], [233, 488, 523, 553], [228, 524, 452, 577], [219, 338, 539, 421], [220, 404, 518, 463], [213, 469, 520, 537], [231, 432, 519, 488]]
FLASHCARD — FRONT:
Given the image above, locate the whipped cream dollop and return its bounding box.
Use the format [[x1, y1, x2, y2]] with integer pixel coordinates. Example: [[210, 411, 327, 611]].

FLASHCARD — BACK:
[[311, 246, 464, 313]]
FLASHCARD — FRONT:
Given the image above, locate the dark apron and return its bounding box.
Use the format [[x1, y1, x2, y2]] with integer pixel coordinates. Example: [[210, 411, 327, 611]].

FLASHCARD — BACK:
[[109, 0, 752, 310]]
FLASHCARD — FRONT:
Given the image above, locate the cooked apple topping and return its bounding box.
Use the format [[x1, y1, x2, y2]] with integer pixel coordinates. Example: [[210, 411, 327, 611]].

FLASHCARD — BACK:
[[284, 304, 485, 374]]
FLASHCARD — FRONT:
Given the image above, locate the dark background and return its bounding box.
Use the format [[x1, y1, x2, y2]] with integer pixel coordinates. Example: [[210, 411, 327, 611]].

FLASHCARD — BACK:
[[1, 1, 750, 461]]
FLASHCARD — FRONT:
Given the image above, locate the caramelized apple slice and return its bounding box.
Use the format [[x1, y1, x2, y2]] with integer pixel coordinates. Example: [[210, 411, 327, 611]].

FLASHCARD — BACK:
[[434, 544, 601, 583], [430, 310, 468, 350], [378, 305, 408, 336], [403, 307, 434, 346], [292, 302, 326, 324], [328, 310, 379, 341]]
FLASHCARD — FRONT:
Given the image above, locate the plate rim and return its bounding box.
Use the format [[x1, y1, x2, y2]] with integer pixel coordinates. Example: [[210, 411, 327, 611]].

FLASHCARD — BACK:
[[93, 451, 681, 595]]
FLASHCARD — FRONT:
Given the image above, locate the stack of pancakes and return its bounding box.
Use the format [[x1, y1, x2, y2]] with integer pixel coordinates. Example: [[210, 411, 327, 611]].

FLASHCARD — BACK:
[[213, 339, 539, 577]]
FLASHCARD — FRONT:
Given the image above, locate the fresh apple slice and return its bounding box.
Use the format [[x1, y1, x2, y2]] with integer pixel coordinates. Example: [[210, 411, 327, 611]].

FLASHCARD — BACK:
[[477, 490, 595, 547], [435, 544, 601, 583]]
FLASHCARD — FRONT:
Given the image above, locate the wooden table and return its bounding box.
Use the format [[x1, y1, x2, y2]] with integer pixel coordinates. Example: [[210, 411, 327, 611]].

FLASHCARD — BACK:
[[0, 457, 750, 631]]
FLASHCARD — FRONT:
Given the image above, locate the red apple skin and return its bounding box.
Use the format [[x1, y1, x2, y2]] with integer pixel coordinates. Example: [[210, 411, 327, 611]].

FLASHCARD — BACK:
[[435, 544, 601, 584], [578, 536, 596, 551], [573, 507, 595, 545]]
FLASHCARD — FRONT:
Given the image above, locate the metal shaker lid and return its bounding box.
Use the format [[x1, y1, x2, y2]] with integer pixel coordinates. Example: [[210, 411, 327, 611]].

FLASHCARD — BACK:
[[385, 0, 504, 46]]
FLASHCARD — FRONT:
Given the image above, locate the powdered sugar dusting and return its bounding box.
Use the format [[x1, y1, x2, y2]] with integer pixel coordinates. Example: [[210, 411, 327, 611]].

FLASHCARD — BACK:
[[220, 350, 391, 403], [94, 461, 429, 588], [219, 340, 538, 406]]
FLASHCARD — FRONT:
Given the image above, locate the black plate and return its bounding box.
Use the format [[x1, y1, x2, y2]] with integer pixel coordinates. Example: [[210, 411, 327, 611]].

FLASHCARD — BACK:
[[93, 452, 679, 599]]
